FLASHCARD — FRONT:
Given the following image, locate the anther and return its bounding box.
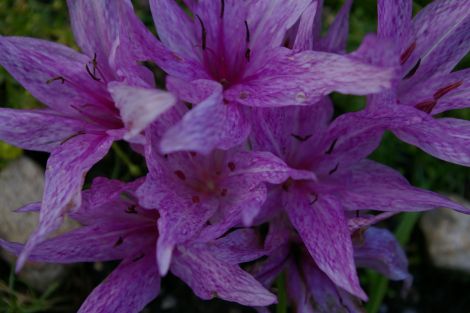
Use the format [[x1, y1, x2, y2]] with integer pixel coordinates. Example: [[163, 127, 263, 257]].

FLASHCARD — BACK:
[[328, 163, 339, 175], [291, 133, 312, 142], [227, 162, 236, 172], [85, 63, 101, 81], [403, 59, 421, 80], [46, 76, 65, 84], [60, 131, 86, 145], [325, 138, 338, 155], [113, 236, 124, 247], [174, 170, 186, 181], [220, 0, 225, 18], [433, 81, 463, 100], [400, 42, 416, 65], [244, 21, 250, 43], [415, 100, 437, 114], [196, 15, 207, 50], [245, 48, 251, 62], [220, 188, 228, 197]]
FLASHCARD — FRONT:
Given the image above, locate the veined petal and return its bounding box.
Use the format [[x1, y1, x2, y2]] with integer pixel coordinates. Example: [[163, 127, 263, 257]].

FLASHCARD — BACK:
[[336, 160, 469, 213], [172, 245, 277, 306], [377, 0, 412, 42], [227, 49, 394, 107], [207, 229, 265, 264], [0, 36, 107, 114], [318, 0, 353, 52], [354, 227, 410, 281], [78, 254, 160, 313], [293, 1, 319, 51], [16, 134, 114, 271], [283, 188, 367, 300], [393, 117, 470, 167], [161, 81, 250, 154], [0, 109, 88, 152], [108, 82, 176, 140], [406, 0, 470, 83], [0, 223, 153, 264]]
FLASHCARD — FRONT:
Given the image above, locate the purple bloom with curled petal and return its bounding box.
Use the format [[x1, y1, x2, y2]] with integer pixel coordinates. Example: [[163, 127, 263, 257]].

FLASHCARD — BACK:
[[136, 106, 312, 276], [0, 0, 177, 269], [0, 177, 277, 312], [249, 100, 468, 300], [145, 0, 395, 155], [368, 0, 470, 166]]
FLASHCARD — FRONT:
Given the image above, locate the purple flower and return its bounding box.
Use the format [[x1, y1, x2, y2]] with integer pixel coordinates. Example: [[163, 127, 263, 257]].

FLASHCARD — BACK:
[[146, 0, 395, 154], [1, 177, 277, 312], [137, 106, 312, 275], [249, 101, 467, 299], [0, 0, 176, 269], [369, 0, 470, 165]]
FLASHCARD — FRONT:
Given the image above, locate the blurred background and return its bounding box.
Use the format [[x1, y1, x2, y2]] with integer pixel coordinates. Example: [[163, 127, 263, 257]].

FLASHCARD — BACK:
[[0, 0, 469, 312]]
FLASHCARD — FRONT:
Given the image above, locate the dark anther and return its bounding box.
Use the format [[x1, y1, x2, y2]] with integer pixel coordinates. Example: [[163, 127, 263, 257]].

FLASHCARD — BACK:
[[85, 63, 101, 81], [328, 163, 339, 175], [113, 236, 124, 247], [125, 205, 138, 214], [192, 195, 201, 203], [433, 81, 463, 100], [403, 59, 421, 80], [220, 188, 228, 197], [174, 170, 186, 181], [46, 76, 65, 84], [185, 102, 193, 110], [132, 253, 145, 263], [227, 162, 236, 172], [325, 138, 338, 154], [163, 154, 169, 159], [400, 42, 416, 65], [415, 100, 437, 114], [355, 210, 359, 218], [309, 192, 318, 205], [60, 131, 86, 145], [282, 180, 292, 192], [245, 48, 251, 62], [220, 0, 225, 18], [196, 15, 207, 50], [244, 20, 250, 43], [291, 133, 312, 142]]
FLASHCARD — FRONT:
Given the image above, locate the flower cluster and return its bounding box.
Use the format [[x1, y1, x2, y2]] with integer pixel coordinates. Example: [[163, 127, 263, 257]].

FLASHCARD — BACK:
[[0, 0, 469, 312]]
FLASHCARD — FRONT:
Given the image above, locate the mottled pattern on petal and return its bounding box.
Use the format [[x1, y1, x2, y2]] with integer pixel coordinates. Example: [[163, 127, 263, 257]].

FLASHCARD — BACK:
[[108, 82, 176, 140], [0, 109, 89, 152], [1, 223, 153, 264], [172, 245, 277, 306], [335, 160, 468, 213], [393, 117, 470, 167], [0, 36, 107, 114], [78, 254, 160, 313], [227, 49, 394, 107], [283, 188, 367, 300], [377, 0, 412, 43], [161, 82, 250, 154], [354, 227, 410, 281], [16, 134, 114, 270], [207, 229, 265, 264]]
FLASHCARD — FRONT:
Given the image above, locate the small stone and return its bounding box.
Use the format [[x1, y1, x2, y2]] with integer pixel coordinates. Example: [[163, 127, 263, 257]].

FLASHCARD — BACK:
[[0, 157, 77, 291], [420, 196, 470, 273]]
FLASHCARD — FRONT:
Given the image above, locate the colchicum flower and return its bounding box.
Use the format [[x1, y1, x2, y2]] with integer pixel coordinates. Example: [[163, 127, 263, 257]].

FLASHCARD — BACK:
[[0, 0, 469, 312]]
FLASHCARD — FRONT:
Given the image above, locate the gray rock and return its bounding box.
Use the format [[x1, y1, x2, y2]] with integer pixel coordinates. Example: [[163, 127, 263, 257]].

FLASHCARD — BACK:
[[0, 157, 76, 291], [420, 196, 470, 273]]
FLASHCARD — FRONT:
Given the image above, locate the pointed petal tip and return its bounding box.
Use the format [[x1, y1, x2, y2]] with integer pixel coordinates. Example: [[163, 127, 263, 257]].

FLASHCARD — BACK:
[[157, 244, 174, 276]]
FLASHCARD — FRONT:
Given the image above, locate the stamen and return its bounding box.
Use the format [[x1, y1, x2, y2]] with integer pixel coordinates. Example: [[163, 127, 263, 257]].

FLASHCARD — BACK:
[[328, 163, 339, 175], [227, 162, 236, 172], [60, 131, 86, 145], [433, 81, 463, 100], [325, 138, 338, 154], [46, 76, 65, 84], [291, 133, 312, 142], [196, 15, 207, 50], [415, 100, 437, 114], [125, 205, 138, 214], [400, 42, 416, 65], [85, 63, 101, 81], [245, 48, 251, 62], [244, 21, 250, 43], [220, 0, 225, 18], [113, 236, 124, 247], [403, 59, 421, 80], [174, 170, 186, 181]]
